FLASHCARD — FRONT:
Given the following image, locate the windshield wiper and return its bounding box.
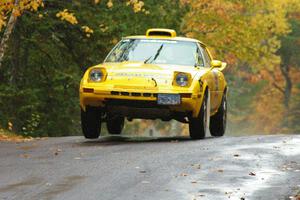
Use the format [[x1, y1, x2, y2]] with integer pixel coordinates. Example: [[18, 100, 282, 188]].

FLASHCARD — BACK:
[[144, 56, 152, 64], [144, 44, 164, 64]]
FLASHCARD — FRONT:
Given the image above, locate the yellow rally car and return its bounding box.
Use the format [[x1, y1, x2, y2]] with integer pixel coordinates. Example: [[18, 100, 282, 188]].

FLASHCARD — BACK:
[[80, 29, 227, 140]]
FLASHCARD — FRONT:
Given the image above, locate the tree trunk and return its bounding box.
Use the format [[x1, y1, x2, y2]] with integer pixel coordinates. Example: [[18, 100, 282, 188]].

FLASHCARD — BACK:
[[279, 62, 292, 129], [10, 20, 20, 86], [0, 0, 19, 70], [280, 63, 292, 109]]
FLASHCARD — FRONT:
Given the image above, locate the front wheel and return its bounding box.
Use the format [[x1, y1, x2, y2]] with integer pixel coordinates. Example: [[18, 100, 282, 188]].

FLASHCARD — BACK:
[[107, 115, 125, 135], [81, 107, 102, 139], [189, 91, 210, 140], [209, 92, 227, 137]]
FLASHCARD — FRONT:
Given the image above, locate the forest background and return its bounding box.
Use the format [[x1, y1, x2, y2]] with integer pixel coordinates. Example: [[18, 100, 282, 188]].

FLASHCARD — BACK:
[[0, 0, 299, 137]]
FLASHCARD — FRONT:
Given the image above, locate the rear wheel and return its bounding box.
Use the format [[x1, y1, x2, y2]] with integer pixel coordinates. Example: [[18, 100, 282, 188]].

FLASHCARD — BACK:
[[209, 92, 227, 137], [107, 115, 125, 135], [81, 106, 101, 139], [189, 91, 210, 140]]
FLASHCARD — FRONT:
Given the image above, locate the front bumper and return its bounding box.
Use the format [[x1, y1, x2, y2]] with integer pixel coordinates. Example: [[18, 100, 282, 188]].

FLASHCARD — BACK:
[[80, 86, 203, 118]]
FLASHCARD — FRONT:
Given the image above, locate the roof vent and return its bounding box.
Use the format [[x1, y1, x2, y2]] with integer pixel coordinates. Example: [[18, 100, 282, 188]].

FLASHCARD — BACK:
[[146, 28, 177, 37]]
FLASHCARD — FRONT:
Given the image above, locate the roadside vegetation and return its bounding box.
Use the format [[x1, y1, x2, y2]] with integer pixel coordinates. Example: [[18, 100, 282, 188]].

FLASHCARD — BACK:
[[0, 127, 33, 142], [0, 0, 299, 137]]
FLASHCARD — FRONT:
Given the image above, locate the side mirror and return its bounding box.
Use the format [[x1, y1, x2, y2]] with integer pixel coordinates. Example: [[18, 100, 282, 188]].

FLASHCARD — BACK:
[[211, 60, 227, 71], [211, 60, 222, 68]]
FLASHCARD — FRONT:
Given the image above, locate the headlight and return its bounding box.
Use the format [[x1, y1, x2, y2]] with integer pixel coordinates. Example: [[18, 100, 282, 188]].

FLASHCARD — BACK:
[[89, 68, 106, 82], [174, 72, 191, 87]]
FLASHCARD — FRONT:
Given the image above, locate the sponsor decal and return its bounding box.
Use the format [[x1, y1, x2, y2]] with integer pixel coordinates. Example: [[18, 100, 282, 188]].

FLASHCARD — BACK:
[[114, 73, 169, 79]]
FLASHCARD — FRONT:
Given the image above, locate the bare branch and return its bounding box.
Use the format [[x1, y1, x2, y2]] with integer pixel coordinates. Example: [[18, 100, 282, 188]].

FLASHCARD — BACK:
[[272, 83, 285, 94]]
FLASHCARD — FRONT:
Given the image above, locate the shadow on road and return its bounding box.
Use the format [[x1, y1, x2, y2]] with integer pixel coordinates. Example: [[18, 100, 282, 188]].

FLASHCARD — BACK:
[[78, 135, 215, 146]]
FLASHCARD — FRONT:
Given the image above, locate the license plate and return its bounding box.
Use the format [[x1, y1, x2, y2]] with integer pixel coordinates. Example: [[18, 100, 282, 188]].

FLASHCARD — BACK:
[[157, 94, 181, 105]]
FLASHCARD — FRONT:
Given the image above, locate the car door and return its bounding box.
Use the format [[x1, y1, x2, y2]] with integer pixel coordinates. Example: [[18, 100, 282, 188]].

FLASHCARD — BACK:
[[198, 44, 222, 112]]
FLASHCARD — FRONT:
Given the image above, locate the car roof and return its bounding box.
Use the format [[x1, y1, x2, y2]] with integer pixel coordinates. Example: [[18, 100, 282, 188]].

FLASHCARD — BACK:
[[124, 35, 207, 46]]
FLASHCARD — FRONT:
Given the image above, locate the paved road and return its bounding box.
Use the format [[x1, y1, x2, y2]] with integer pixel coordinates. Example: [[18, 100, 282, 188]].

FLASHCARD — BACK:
[[0, 135, 300, 200]]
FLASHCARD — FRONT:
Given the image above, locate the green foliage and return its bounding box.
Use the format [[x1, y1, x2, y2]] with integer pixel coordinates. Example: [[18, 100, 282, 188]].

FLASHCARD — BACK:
[[1, 0, 299, 137], [278, 19, 300, 67], [0, 0, 184, 137]]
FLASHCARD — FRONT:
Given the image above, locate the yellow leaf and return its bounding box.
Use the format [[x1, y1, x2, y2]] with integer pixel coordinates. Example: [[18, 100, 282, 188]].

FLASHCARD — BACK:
[[56, 9, 78, 25], [107, 0, 113, 8]]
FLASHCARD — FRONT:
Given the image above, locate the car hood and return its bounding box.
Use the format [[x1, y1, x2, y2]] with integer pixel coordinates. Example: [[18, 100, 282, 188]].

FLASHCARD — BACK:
[[105, 61, 207, 77], [94, 62, 208, 89]]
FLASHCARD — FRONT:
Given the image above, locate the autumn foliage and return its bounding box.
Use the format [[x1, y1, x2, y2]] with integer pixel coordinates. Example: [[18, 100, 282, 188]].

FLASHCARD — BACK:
[[0, 0, 299, 136], [181, 0, 300, 134], [182, 0, 298, 68]]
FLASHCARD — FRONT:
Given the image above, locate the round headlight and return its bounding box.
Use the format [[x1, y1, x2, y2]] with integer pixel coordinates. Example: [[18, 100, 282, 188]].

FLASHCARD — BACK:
[[176, 73, 189, 87], [89, 69, 103, 82]]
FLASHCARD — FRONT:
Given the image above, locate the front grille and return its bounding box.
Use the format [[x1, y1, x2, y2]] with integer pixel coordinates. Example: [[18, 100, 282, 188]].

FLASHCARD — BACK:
[[110, 91, 192, 99], [132, 92, 142, 97], [111, 91, 157, 98], [143, 93, 151, 97], [120, 92, 130, 96], [105, 99, 166, 109]]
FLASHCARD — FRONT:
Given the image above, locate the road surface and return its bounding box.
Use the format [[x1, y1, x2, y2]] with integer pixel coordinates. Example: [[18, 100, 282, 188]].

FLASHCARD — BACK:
[[0, 135, 300, 200]]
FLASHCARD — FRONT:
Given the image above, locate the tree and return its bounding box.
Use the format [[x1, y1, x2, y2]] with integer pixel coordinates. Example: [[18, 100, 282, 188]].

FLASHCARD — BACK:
[[0, 0, 184, 136], [0, 0, 150, 69], [181, 0, 300, 134], [0, 0, 43, 69], [181, 0, 299, 69], [277, 19, 300, 108], [280, 19, 300, 130]]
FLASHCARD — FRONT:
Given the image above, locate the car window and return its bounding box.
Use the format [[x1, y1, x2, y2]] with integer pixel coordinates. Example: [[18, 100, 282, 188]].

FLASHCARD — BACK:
[[195, 47, 205, 67], [105, 39, 204, 66], [200, 45, 211, 68]]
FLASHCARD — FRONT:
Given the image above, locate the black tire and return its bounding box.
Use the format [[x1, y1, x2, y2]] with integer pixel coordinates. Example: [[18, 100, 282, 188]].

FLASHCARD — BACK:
[[209, 92, 227, 137], [107, 115, 125, 135], [81, 107, 101, 139], [189, 91, 209, 140]]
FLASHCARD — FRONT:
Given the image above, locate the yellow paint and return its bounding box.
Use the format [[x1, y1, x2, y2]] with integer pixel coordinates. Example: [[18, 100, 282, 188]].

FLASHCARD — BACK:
[[80, 29, 227, 118], [146, 28, 177, 37]]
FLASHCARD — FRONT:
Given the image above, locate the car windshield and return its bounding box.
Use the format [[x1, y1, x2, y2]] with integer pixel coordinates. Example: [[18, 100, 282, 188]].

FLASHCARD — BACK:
[[105, 39, 203, 66]]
